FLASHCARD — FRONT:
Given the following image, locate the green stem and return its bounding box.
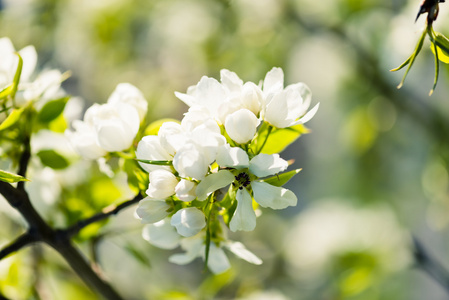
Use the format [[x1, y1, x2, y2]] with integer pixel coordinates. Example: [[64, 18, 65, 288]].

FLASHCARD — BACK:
[[257, 125, 273, 154]]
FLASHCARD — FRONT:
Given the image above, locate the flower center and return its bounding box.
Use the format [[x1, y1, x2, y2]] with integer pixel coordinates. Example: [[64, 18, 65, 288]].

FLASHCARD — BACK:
[[235, 172, 251, 190]]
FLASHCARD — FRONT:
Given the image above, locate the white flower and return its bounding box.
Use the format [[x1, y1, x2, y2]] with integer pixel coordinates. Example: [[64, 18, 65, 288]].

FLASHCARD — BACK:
[[107, 83, 148, 122], [136, 198, 170, 224], [169, 234, 262, 274], [66, 121, 107, 160], [224, 109, 260, 144], [171, 207, 206, 237], [173, 142, 210, 180], [146, 169, 178, 199], [197, 147, 296, 231], [88, 102, 140, 152], [136, 135, 173, 173], [262, 67, 319, 128], [175, 179, 197, 202], [142, 219, 181, 249]]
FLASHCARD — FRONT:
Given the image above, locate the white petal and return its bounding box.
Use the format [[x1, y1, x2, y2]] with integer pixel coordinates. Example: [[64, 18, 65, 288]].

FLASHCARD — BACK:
[[169, 235, 204, 265], [142, 219, 181, 249], [171, 208, 206, 237], [136, 198, 170, 223], [225, 109, 260, 144], [220, 69, 243, 93], [18, 45, 37, 82], [251, 181, 297, 209], [136, 135, 172, 173], [230, 188, 256, 232], [225, 241, 263, 265], [205, 243, 231, 274], [297, 103, 320, 125], [249, 153, 288, 178], [264, 91, 290, 128], [107, 83, 148, 122], [216, 144, 249, 169], [196, 170, 235, 201], [175, 179, 197, 202], [146, 169, 178, 199], [263, 67, 284, 95], [173, 143, 210, 180]]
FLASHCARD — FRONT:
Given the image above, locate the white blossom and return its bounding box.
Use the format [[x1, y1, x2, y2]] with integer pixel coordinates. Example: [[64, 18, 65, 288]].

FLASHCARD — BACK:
[[136, 135, 173, 173], [142, 219, 181, 250], [224, 109, 260, 144], [107, 83, 148, 122], [146, 169, 178, 199], [175, 179, 197, 202], [171, 207, 206, 237], [136, 198, 170, 224]]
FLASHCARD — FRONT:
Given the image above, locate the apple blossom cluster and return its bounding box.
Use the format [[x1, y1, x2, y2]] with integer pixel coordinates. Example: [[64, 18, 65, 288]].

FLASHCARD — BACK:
[[135, 68, 319, 273], [66, 83, 148, 159], [0, 37, 66, 112]]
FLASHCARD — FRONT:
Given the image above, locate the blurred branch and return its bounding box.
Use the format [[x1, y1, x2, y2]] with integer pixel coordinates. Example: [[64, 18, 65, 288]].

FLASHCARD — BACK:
[[0, 233, 36, 260], [0, 180, 129, 300], [17, 135, 30, 191], [63, 193, 144, 237], [413, 236, 449, 294], [286, 3, 449, 149]]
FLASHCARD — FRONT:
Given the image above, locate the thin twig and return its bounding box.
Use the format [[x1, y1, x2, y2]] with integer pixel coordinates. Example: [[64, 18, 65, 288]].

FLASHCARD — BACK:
[[0, 233, 36, 260], [63, 193, 144, 237], [413, 236, 449, 295]]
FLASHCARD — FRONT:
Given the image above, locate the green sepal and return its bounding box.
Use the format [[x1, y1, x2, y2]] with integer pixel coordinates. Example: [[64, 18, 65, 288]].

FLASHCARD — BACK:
[[260, 168, 302, 187], [0, 106, 26, 131], [0, 170, 29, 183], [135, 159, 173, 166], [38, 96, 70, 123], [390, 28, 427, 89], [37, 149, 69, 169]]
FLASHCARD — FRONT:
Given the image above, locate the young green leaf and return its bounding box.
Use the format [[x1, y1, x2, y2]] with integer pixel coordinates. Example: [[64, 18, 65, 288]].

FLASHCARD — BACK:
[[0, 106, 26, 131], [0, 84, 14, 100], [260, 168, 302, 187], [37, 150, 69, 169], [0, 170, 29, 183], [259, 124, 309, 155], [431, 31, 449, 63], [144, 118, 180, 136], [38, 96, 70, 123], [10, 52, 23, 99]]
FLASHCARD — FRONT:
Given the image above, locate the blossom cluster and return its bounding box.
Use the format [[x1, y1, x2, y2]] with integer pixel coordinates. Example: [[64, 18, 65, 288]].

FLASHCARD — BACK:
[[66, 83, 148, 159], [134, 68, 318, 273]]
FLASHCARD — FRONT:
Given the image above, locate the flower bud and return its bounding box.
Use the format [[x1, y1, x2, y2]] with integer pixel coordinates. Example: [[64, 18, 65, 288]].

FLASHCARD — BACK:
[[224, 109, 260, 144], [171, 207, 206, 237], [146, 169, 178, 199]]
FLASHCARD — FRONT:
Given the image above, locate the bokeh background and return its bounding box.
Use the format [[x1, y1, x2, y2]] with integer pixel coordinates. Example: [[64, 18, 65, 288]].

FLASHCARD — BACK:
[[2, 0, 449, 299]]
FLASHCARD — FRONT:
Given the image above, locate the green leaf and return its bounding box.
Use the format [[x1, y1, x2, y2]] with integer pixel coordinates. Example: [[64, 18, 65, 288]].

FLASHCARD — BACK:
[[0, 84, 14, 100], [37, 150, 69, 169], [259, 124, 309, 154], [123, 158, 148, 193], [260, 168, 302, 187], [0, 106, 25, 131], [11, 53, 23, 99], [38, 96, 70, 123], [0, 170, 29, 183], [431, 31, 449, 64], [144, 118, 180, 136], [136, 159, 173, 166]]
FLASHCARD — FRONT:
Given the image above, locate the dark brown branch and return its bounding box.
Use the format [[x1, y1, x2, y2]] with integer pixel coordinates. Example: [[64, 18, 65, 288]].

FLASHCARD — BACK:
[[0, 233, 36, 260], [413, 237, 449, 295], [17, 135, 31, 191], [64, 193, 143, 237]]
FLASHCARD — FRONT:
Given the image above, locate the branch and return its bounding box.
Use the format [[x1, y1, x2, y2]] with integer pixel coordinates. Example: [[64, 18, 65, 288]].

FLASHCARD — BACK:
[[64, 193, 144, 237], [413, 236, 449, 294], [17, 135, 31, 191], [0, 233, 36, 260]]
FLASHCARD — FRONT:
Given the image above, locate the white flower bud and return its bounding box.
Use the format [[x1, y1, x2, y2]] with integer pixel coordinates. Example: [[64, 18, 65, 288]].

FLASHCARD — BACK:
[[146, 169, 178, 199], [136, 198, 171, 224], [224, 109, 260, 144], [142, 219, 181, 249], [175, 179, 197, 202], [107, 83, 148, 122], [136, 135, 173, 173], [171, 207, 206, 237]]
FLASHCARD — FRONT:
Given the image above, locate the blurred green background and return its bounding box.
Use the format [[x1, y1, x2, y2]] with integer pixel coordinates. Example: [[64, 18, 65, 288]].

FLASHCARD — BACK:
[[2, 0, 449, 299]]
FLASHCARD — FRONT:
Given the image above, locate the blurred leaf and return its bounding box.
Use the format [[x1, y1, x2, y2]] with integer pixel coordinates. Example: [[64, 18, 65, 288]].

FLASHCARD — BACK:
[[0, 106, 25, 131], [90, 177, 122, 207], [38, 96, 69, 123], [260, 168, 301, 187], [260, 124, 309, 154], [0, 170, 29, 183], [37, 149, 69, 169], [144, 118, 180, 136], [123, 158, 148, 193], [48, 113, 68, 133], [198, 269, 235, 298], [124, 243, 152, 268], [0, 84, 14, 100], [10, 52, 23, 99]]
